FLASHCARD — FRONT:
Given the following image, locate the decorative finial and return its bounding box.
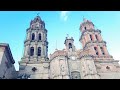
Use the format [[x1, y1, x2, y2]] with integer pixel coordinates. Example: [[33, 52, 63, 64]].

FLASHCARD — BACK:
[[83, 16, 84, 20], [37, 13, 39, 16], [83, 16, 87, 22], [67, 34, 69, 38]]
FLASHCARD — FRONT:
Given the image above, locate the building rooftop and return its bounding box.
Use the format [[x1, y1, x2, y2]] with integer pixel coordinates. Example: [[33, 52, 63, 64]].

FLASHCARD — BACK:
[[0, 43, 15, 64]]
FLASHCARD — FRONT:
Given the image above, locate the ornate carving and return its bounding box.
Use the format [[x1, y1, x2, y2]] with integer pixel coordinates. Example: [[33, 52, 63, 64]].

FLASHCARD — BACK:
[[32, 67, 37, 72], [106, 66, 110, 69]]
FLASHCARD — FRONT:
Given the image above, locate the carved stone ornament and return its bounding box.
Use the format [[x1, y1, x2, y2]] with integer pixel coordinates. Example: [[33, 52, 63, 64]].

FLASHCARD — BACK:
[[32, 67, 37, 72], [106, 66, 110, 69]]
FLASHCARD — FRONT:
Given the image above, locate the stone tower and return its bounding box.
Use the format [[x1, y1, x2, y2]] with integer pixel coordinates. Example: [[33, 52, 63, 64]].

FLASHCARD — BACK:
[[18, 16, 50, 79], [79, 18, 113, 60], [22, 15, 48, 61], [78, 18, 104, 79], [79, 18, 120, 79], [64, 35, 75, 52]]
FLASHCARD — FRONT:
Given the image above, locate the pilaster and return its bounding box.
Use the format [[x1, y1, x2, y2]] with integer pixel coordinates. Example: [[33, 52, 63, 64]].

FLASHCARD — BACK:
[[97, 46, 102, 56], [103, 46, 109, 55]]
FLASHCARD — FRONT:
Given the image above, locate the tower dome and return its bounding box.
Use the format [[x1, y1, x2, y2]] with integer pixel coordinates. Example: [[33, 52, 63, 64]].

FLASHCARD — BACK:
[[80, 18, 95, 32], [30, 15, 45, 29]]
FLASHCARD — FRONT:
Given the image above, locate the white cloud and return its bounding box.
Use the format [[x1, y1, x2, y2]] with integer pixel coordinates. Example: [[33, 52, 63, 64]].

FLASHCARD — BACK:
[[60, 11, 70, 21]]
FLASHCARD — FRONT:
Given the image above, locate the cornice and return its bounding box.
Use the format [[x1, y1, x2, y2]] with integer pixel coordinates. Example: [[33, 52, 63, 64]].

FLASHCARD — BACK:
[[83, 41, 106, 50], [79, 29, 101, 41]]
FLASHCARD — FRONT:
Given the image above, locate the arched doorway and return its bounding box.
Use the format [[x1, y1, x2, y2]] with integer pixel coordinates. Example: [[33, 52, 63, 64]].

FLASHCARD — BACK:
[[71, 71, 81, 79]]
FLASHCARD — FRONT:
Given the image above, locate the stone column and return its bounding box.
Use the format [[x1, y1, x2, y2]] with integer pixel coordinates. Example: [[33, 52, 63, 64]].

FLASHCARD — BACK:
[[35, 31, 38, 41], [28, 31, 31, 40], [27, 45, 30, 57], [34, 44, 37, 58], [41, 44, 44, 58], [44, 46, 46, 57], [24, 44, 29, 57], [97, 46, 102, 56], [95, 34, 99, 41], [41, 32, 43, 41], [93, 34, 97, 41], [45, 33, 47, 41], [23, 45, 27, 57], [25, 46, 28, 57], [42, 44, 45, 58], [103, 46, 109, 55], [91, 46, 96, 55], [98, 34, 103, 41], [84, 37, 86, 44], [27, 44, 30, 56], [84, 35, 88, 43], [43, 33, 45, 41], [26, 32, 29, 40], [87, 34, 91, 42]]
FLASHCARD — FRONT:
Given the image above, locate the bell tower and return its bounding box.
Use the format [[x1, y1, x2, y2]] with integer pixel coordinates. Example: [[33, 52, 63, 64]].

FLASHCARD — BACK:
[[64, 35, 75, 52], [22, 15, 48, 62], [79, 18, 113, 60], [18, 15, 49, 79]]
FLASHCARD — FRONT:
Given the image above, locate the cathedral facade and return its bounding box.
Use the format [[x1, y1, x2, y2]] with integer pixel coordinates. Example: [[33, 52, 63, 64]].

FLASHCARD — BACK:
[[18, 16, 120, 79]]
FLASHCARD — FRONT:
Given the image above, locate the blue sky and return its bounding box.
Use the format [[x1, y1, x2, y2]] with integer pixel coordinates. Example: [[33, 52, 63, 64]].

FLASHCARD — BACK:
[[0, 11, 120, 71]]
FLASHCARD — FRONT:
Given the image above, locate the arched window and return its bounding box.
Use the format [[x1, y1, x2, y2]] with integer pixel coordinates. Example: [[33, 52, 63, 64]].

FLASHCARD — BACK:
[[84, 27, 86, 30], [38, 33, 41, 40], [32, 33, 35, 40], [71, 71, 81, 79], [38, 47, 41, 56], [30, 47, 34, 56], [94, 47, 97, 51], [100, 47, 105, 55], [69, 43, 72, 49], [90, 35, 92, 41], [94, 47, 98, 55], [95, 35, 98, 41]]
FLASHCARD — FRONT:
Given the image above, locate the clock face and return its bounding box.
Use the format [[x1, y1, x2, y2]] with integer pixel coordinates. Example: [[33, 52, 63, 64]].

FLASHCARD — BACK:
[[71, 56, 75, 60]]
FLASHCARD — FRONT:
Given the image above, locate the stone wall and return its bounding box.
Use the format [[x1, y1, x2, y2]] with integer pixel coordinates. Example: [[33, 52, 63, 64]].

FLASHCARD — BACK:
[[68, 58, 81, 79], [19, 62, 50, 79], [0, 51, 16, 79], [95, 60, 120, 79], [50, 56, 69, 79], [79, 56, 100, 79], [99, 73, 120, 79]]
